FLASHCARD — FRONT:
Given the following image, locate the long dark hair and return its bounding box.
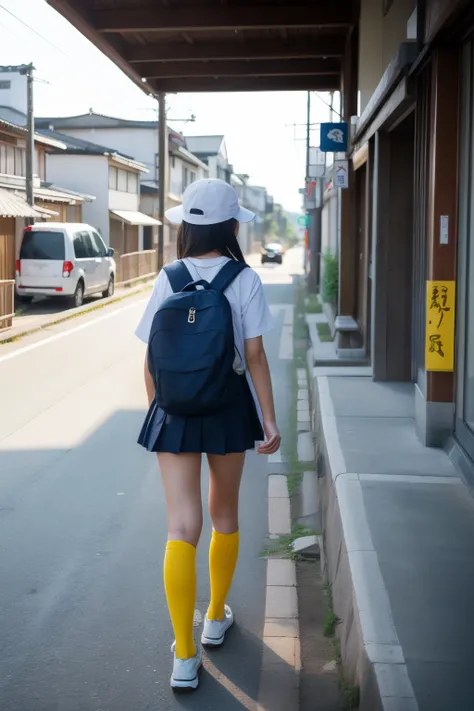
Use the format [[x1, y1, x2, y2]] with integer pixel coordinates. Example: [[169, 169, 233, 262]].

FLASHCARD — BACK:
[[177, 218, 247, 263]]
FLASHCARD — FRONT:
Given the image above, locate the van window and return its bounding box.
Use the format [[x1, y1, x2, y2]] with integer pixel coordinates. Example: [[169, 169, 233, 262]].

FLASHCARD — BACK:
[[20, 230, 65, 260], [90, 231, 107, 257], [73, 231, 88, 259]]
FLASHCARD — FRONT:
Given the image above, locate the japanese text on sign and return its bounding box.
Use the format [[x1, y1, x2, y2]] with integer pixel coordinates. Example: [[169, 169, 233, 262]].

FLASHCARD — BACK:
[[425, 280, 455, 372]]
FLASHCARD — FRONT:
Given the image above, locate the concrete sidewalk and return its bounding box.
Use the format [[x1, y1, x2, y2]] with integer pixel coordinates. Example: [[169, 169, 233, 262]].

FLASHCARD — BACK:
[[309, 368, 474, 711]]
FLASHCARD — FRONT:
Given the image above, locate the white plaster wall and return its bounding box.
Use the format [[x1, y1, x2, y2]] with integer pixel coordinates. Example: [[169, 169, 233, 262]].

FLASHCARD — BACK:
[[45, 154, 110, 243], [108, 189, 139, 211]]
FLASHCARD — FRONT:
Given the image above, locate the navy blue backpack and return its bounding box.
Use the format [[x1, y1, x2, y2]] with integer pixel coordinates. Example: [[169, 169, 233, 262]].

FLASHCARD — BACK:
[[147, 259, 247, 416]]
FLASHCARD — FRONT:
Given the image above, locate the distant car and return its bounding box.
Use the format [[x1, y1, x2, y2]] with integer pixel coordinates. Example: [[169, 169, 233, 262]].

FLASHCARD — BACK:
[[16, 222, 116, 308], [261, 242, 284, 265]]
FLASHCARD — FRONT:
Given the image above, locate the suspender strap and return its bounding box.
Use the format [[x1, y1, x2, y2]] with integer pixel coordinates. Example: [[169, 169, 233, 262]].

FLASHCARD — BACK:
[[211, 260, 248, 293], [163, 261, 193, 293]]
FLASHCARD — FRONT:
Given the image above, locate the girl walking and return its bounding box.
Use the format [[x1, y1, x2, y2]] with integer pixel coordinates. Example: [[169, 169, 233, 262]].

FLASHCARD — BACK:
[[135, 178, 280, 690]]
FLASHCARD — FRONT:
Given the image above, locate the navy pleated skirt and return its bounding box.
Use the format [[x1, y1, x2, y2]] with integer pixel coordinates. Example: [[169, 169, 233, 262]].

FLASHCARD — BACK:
[[138, 371, 264, 455]]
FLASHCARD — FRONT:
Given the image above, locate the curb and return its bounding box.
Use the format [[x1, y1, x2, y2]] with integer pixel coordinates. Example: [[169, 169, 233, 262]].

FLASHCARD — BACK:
[[257, 364, 308, 710], [258, 475, 301, 711], [0, 280, 153, 346], [309, 371, 420, 711]]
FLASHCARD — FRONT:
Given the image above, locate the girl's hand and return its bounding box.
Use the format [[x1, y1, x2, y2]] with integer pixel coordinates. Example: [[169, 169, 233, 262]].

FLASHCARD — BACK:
[[257, 421, 281, 455]]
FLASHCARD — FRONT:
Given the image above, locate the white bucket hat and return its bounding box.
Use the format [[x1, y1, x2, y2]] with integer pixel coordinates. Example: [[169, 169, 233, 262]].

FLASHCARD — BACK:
[[165, 178, 255, 226]]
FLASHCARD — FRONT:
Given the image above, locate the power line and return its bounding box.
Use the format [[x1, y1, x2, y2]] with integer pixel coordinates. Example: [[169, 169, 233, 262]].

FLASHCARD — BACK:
[[312, 91, 343, 120], [0, 3, 71, 58]]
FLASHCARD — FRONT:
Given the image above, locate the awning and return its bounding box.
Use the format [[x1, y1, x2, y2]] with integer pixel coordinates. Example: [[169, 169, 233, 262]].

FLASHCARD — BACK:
[[110, 209, 161, 226], [0, 188, 43, 218]]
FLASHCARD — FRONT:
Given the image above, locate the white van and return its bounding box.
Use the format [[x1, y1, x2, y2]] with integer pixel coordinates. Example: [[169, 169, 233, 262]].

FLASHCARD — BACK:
[[16, 223, 116, 308]]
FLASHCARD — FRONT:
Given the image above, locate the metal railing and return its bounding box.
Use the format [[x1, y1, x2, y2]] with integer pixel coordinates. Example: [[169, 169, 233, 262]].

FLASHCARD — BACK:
[[0, 280, 15, 331], [116, 249, 157, 285]]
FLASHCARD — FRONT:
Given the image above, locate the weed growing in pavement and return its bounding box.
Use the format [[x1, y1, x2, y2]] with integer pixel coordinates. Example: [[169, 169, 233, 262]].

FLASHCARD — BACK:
[[333, 639, 361, 710], [287, 473, 303, 497], [260, 523, 319, 560], [325, 587, 360, 709], [316, 321, 333, 342], [323, 583, 340, 637], [305, 293, 323, 314], [281, 276, 310, 468]]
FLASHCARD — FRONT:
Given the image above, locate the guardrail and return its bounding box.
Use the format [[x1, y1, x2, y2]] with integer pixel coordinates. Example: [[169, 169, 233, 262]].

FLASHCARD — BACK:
[[0, 280, 15, 331], [116, 249, 157, 285]]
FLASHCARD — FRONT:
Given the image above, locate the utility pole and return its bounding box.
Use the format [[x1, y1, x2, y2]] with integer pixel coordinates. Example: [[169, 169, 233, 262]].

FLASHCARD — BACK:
[[24, 63, 35, 207], [157, 92, 168, 271], [304, 91, 311, 273], [305, 91, 311, 182]]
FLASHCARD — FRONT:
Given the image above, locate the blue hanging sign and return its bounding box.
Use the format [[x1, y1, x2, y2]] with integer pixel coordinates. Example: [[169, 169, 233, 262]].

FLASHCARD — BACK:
[[320, 122, 348, 153]]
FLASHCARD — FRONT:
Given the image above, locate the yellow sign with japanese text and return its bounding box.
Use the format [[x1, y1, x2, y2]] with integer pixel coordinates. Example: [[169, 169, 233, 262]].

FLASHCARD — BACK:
[[425, 281, 455, 372]]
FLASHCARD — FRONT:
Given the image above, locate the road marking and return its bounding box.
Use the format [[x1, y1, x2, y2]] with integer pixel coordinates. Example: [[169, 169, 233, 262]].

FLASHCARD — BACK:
[[279, 325, 293, 360], [0, 298, 147, 366]]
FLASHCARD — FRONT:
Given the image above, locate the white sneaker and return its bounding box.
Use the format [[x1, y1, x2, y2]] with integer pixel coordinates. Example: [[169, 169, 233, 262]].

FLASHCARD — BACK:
[[201, 604, 234, 647], [170, 643, 202, 690]]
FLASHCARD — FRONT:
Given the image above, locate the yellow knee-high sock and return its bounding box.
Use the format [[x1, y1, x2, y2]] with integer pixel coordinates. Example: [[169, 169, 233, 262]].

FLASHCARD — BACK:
[[208, 530, 239, 621], [164, 540, 197, 660]]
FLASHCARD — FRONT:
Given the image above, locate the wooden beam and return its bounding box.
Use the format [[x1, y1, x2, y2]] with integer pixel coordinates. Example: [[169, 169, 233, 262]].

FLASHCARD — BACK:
[[126, 36, 346, 63], [137, 58, 340, 79], [93, 4, 355, 33], [148, 75, 339, 93]]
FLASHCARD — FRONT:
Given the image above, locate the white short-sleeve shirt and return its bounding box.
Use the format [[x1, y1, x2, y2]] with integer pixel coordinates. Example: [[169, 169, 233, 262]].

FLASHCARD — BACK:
[[135, 257, 275, 421]]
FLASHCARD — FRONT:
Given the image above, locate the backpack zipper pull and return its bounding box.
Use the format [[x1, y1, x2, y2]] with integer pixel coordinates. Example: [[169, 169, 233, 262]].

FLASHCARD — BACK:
[[188, 307, 196, 324]]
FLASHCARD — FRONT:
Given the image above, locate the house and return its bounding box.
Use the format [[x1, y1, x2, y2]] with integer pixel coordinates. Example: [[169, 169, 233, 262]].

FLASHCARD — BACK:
[[184, 135, 232, 182], [35, 111, 209, 260], [0, 116, 92, 330], [37, 130, 160, 269]]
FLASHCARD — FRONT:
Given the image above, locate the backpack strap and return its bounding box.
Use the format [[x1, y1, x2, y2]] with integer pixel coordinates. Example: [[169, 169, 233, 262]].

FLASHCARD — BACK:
[[211, 260, 248, 293], [163, 261, 193, 293]]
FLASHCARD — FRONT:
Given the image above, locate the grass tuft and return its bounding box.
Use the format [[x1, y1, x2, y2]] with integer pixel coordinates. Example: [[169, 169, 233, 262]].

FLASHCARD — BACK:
[[316, 322, 333, 342], [323, 583, 340, 637], [287, 473, 303, 497], [260, 523, 319, 560], [306, 293, 323, 314]]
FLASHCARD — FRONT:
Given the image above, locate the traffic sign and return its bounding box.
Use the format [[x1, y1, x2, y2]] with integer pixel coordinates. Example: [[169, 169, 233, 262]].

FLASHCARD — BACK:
[[297, 215, 309, 227]]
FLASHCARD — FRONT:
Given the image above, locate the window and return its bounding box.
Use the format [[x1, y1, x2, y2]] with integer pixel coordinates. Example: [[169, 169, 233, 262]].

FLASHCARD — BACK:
[[6, 146, 14, 174], [73, 232, 88, 259], [117, 168, 128, 191], [171, 156, 175, 168], [20, 231, 66, 260], [127, 172, 138, 193], [90, 231, 107, 257], [14, 147, 25, 176], [0, 144, 6, 173], [0, 80, 11, 90], [109, 166, 118, 190]]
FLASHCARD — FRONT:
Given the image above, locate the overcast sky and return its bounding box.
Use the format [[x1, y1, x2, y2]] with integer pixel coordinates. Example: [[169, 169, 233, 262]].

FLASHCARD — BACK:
[[0, 0, 337, 212]]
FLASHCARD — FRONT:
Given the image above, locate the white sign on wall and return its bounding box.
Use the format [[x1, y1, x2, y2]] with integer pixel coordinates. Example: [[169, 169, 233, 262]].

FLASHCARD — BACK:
[[334, 160, 349, 189]]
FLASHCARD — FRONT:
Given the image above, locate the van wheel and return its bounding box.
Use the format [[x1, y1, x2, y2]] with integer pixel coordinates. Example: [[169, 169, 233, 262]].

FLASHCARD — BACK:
[[71, 281, 84, 308], [102, 276, 114, 299]]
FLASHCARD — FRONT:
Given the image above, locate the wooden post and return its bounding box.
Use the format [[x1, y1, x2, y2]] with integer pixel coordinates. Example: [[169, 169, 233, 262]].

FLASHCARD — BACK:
[[157, 92, 168, 270], [426, 47, 460, 403], [338, 27, 358, 319]]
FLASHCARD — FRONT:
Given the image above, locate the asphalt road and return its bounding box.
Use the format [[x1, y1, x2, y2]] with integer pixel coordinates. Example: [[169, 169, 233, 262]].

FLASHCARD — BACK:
[[0, 247, 303, 711]]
